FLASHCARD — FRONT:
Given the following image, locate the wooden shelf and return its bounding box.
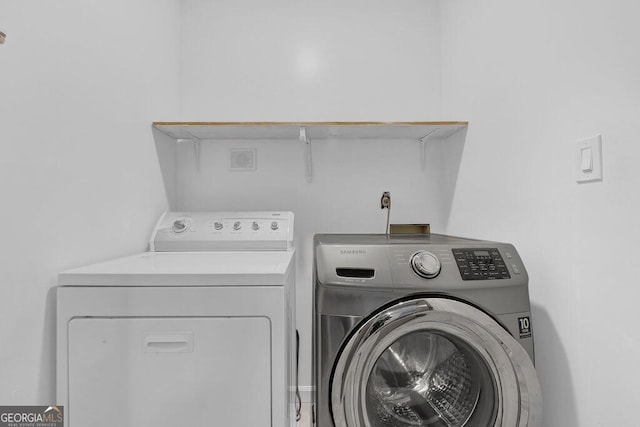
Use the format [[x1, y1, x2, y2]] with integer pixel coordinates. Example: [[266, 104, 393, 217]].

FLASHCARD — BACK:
[[152, 121, 468, 141]]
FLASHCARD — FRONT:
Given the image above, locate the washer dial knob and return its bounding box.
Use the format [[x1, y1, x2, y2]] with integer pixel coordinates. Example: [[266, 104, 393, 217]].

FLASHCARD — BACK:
[[410, 251, 441, 279], [233, 221, 242, 231], [172, 219, 188, 233]]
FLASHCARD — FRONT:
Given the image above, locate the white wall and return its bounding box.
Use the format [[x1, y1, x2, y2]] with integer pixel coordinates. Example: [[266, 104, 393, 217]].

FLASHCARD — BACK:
[[440, 1, 640, 425], [178, 0, 445, 399], [0, 0, 180, 404], [180, 0, 442, 121]]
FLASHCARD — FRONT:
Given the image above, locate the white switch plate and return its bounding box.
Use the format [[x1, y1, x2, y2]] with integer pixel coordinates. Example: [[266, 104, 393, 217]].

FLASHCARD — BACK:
[[576, 135, 603, 183]]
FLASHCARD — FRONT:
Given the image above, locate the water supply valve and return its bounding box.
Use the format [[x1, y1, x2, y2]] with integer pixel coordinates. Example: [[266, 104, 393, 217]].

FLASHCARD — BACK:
[[380, 191, 391, 234]]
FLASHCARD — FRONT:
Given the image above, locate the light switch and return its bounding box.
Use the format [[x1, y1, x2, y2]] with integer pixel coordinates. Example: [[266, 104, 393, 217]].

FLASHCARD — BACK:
[[580, 147, 593, 172], [576, 135, 603, 183]]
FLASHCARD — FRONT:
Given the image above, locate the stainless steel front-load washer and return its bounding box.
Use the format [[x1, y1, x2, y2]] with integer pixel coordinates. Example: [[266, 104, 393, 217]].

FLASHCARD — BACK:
[[313, 234, 541, 427]]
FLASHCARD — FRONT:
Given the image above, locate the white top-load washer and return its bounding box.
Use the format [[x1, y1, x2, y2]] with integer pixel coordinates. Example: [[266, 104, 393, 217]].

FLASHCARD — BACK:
[[56, 211, 296, 427]]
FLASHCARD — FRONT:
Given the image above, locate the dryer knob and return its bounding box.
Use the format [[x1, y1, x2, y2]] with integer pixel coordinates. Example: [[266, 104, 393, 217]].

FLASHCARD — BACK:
[[410, 251, 441, 279], [172, 219, 188, 233]]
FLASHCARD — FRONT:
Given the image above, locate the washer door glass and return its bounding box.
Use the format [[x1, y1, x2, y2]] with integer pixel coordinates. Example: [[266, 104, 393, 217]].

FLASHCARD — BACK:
[[366, 330, 495, 427], [330, 297, 541, 427]]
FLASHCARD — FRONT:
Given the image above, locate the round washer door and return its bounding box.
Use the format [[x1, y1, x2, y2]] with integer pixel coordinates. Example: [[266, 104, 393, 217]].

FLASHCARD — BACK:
[[331, 297, 541, 427]]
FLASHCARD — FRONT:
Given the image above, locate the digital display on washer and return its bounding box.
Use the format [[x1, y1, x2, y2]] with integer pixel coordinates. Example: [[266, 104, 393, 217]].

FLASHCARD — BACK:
[[452, 248, 511, 281]]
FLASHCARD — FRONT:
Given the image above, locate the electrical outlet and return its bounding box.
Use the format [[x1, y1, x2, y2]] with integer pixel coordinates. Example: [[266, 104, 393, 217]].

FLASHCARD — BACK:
[[230, 148, 257, 171]]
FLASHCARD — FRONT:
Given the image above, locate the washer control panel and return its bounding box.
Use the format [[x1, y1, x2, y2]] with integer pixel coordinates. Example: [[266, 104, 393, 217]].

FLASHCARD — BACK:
[[453, 248, 510, 280]]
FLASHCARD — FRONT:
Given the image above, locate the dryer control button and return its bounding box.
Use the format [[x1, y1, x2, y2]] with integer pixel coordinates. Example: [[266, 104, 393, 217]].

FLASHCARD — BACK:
[[410, 251, 441, 279], [172, 219, 188, 233]]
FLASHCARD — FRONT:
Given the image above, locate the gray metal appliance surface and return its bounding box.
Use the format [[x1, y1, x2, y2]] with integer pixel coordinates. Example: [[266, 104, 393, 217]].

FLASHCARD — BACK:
[[313, 234, 541, 427]]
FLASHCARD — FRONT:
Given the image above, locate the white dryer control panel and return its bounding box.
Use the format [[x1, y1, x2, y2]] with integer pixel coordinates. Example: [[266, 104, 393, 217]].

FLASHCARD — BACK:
[[150, 211, 294, 252]]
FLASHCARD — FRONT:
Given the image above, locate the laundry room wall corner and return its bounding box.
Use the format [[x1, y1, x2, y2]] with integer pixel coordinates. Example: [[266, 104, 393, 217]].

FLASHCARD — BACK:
[[152, 127, 179, 211]]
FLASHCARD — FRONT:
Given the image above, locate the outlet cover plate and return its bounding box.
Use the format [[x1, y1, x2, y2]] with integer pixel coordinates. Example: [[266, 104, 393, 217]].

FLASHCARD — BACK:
[[230, 148, 257, 171]]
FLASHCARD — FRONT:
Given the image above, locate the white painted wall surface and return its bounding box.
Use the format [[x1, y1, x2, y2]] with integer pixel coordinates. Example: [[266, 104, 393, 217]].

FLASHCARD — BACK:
[[0, 1, 180, 404], [179, 0, 445, 399], [440, 1, 640, 425], [180, 0, 442, 121]]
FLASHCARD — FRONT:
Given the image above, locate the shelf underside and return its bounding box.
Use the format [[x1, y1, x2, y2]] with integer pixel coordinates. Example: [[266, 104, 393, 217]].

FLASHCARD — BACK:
[[152, 121, 468, 141]]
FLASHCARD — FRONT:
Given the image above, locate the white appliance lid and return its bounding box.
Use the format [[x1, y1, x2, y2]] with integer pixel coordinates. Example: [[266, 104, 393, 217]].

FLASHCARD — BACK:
[[58, 251, 294, 287]]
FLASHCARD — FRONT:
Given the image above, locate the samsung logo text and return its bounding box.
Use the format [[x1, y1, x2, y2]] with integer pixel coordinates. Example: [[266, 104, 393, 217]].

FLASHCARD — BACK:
[[340, 249, 366, 255]]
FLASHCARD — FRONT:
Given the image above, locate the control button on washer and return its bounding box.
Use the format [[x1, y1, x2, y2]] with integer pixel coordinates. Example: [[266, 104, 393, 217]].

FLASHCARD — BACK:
[[213, 221, 223, 231], [233, 221, 242, 231], [252, 221, 260, 231], [271, 221, 279, 231], [511, 263, 521, 274], [410, 251, 441, 279]]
